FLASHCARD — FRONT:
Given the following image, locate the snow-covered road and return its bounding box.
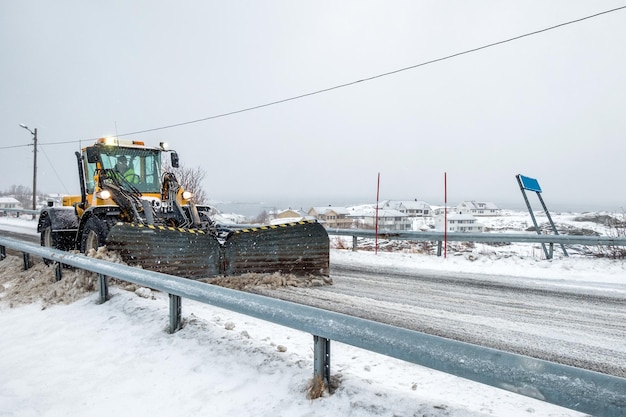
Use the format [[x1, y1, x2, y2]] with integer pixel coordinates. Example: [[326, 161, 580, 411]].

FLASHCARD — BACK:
[[254, 261, 626, 378]]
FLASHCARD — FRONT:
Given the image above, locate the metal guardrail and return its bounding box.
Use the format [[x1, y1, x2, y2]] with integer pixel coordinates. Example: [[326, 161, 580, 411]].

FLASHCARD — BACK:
[[0, 207, 40, 217], [0, 236, 625, 416], [328, 228, 626, 245], [327, 228, 626, 258]]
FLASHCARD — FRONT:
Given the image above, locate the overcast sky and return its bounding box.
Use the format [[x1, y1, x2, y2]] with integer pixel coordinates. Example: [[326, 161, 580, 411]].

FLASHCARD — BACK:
[[1, 1, 625, 211]]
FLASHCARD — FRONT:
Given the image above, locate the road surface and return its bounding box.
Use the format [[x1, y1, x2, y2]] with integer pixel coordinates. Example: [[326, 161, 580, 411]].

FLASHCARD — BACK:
[[253, 264, 626, 378]]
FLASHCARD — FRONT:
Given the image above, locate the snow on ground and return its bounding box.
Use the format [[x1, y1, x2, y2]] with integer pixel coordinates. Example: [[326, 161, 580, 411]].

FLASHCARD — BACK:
[[0, 215, 39, 237], [1, 213, 623, 416], [331, 245, 626, 296]]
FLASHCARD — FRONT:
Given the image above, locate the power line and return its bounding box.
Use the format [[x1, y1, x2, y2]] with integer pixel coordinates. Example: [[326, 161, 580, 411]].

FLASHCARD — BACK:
[[38, 140, 79, 147], [0, 143, 32, 150], [14, 4, 626, 148], [39, 145, 70, 194], [113, 5, 626, 136], [0, 139, 77, 150]]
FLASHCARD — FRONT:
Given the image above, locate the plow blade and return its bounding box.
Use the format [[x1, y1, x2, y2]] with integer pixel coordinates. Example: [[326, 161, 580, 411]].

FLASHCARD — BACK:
[[222, 220, 329, 276], [106, 223, 222, 278]]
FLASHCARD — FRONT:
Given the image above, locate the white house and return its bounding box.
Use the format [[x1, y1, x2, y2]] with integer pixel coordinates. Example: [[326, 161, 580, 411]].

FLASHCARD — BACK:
[[0, 197, 22, 209], [381, 200, 432, 217], [434, 211, 484, 233], [347, 205, 411, 231], [375, 209, 411, 231], [456, 201, 500, 216]]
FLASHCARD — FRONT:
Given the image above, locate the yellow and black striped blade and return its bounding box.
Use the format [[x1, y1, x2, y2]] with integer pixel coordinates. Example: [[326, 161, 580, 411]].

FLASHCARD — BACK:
[[105, 220, 329, 279], [106, 223, 222, 278], [223, 220, 329, 277]]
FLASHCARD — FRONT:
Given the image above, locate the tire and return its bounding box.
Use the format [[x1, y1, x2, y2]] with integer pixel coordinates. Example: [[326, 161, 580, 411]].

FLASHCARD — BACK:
[[40, 216, 56, 265], [80, 216, 110, 255]]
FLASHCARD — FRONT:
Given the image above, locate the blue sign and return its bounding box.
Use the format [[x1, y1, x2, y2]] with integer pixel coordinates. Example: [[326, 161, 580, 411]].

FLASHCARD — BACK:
[[518, 175, 542, 193]]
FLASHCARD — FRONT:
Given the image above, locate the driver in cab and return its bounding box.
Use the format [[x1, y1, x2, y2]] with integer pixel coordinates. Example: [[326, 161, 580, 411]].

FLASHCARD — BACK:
[[115, 156, 140, 184]]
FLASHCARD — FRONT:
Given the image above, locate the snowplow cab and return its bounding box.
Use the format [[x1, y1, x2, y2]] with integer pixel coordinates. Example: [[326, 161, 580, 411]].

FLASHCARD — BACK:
[[79, 138, 185, 214]]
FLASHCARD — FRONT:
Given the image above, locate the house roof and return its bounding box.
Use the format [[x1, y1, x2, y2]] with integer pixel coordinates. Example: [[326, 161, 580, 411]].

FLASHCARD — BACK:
[[309, 206, 349, 215], [397, 201, 431, 210], [278, 208, 306, 216], [0, 197, 20, 204], [458, 201, 499, 210], [382, 200, 432, 210]]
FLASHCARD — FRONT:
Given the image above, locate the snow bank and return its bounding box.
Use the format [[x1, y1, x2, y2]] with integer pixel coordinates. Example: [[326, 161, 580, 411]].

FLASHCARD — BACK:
[[0, 282, 588, 417]]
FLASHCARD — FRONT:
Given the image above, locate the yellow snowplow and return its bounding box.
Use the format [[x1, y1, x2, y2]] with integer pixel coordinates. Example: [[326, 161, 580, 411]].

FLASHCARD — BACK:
[[37, 138, 329, 278]]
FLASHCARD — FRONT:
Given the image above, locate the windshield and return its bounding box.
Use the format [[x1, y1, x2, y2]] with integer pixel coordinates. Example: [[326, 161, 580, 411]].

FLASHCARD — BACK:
[[84, 146, 162, 194]]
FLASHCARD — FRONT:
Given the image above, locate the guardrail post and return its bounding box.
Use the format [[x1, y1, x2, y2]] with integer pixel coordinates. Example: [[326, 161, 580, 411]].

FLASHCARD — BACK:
[[0, 245, 5, 261], [22, 253, 31, 270], [313, 335, 331, 390], [436, 241, 442, 256], [548, 243, 554, 260], [352, 236, 357, 251], [97, 273, 109, 304], [169, 294, 182, 333], [54, 262, 62, 281]]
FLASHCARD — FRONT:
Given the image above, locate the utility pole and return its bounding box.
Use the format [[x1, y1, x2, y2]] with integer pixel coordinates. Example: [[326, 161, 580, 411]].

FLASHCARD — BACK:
[[19, 124, 38, 213]]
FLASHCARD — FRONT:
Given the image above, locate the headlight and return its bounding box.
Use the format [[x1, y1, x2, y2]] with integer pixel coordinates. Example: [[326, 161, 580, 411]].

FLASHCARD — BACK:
[[96, 190, 112, 200], [182, 191, 193, 200]]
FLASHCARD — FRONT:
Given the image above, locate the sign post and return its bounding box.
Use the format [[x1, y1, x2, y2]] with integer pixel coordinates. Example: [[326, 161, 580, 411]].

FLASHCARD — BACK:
[[516, 174, 568, 259], [375, 173, 380, 255]]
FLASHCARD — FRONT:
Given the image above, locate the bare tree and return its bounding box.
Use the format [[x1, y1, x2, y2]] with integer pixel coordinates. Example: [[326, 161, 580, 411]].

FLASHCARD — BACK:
[[162, 162, 208, 204], [252, 210, 270, 224]]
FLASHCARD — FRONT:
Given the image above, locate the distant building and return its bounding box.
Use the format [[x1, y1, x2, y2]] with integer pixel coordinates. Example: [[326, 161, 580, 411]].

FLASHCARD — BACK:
[[434, 209, 484, 233], [344, 205, 411, 230], [456, 201, 500, 216], [268, 208, 314, 225], [276, 209, 307, 219], [381, 199, 432, 217], [308, 206, 352, 229], [0, 197, 21, 209], [371, 209, 411, 231]]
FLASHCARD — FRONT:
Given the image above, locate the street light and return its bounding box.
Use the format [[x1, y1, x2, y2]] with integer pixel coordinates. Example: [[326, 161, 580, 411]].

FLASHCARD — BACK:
[[19, 124, 38, 212]]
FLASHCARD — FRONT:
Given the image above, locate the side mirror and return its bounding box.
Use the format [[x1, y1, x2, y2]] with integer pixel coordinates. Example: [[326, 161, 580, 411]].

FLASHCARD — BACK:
[[171, 152, 180, 168], [86, 147, 100, 163]]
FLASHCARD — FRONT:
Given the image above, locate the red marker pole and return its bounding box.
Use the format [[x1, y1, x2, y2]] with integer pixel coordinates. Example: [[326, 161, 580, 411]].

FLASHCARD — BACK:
[[444, 172, 447, 259], [375, 172, 380, 255]]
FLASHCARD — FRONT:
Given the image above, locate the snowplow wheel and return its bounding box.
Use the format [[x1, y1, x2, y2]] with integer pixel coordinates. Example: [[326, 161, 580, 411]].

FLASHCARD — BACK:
[[81, 216, 110, 255], [40, 216, 56, 266]]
